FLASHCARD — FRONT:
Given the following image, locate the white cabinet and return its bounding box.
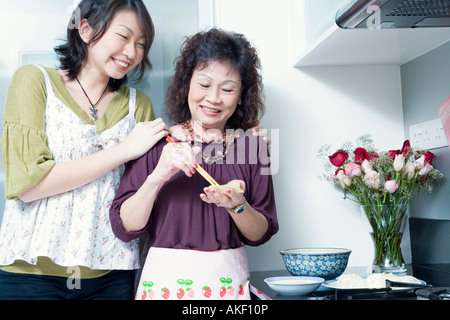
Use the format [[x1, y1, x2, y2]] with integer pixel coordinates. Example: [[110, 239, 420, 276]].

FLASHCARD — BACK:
[[294, 0, 450, 67]]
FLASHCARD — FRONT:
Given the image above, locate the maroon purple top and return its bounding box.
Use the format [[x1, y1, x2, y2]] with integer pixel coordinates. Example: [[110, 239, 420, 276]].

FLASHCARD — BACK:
[[109, 134, 278, 251]]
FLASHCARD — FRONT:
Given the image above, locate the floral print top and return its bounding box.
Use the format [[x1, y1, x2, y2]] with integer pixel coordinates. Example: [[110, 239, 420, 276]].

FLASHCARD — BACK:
[[0, 66, 140, 270]]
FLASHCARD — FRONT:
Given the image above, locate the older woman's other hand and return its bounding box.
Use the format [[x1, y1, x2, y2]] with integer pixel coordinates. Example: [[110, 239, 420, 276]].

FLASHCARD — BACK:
[[200, 179, 245, 209]]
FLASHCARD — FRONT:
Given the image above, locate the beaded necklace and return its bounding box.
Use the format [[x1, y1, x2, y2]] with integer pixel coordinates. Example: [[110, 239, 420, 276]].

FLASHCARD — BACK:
[[181, 120, 235, 164]]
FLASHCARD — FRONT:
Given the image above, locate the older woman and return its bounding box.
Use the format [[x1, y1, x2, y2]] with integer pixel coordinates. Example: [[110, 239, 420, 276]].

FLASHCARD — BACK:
[[110, 28, 278, 300]]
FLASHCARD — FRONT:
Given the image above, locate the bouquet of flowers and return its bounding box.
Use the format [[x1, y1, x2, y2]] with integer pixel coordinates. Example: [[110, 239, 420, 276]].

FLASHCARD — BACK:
[[318, 134, 444, 271], [318, 134, 443, 206]]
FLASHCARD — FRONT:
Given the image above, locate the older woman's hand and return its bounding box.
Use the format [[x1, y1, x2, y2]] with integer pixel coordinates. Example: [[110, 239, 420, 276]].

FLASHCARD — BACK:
[[152, 142, 198, 183], [200, 179, 246, 210]]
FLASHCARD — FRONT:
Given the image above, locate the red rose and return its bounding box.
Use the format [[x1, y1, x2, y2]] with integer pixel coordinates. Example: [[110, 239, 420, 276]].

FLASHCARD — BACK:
[[352, 148, 366, 164], [424, 151, 435, 164], [401, 140, 411, 155], [389, 140, 411, 159], [329, 150, 349, 167], [369, 152, 379, 160], [388, 150, 399, 160], [353, 148, 379, 165], [416, 150, 435, 165]]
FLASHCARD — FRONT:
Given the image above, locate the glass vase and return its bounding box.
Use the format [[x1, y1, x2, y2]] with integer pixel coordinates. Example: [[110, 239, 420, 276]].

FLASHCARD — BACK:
[[360, 204, 408, 274]]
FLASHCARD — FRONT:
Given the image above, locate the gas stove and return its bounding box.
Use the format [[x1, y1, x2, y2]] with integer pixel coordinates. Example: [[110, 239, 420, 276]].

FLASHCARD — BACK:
[[416, 288, 450, 300], [307, 286, 450, 300]]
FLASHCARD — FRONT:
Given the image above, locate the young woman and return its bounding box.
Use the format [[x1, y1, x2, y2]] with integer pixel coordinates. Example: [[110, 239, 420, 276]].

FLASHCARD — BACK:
[[110, 28, 278, 300], [0, 0, 168, 300]]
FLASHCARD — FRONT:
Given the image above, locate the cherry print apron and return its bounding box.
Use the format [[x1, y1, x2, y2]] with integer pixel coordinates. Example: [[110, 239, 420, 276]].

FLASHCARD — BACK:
[[135, 246, 270, 300]]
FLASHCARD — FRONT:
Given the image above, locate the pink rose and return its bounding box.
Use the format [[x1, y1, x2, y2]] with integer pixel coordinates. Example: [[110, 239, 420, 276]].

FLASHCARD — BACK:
[[361, 159, 373, 173], [414, 155, 425, 170], [384, 180, 398, 193], [344, 162, 362, 177], [419, 163, 433, 176], [336, 169, 352, 188], [329, 150, 349, 167]]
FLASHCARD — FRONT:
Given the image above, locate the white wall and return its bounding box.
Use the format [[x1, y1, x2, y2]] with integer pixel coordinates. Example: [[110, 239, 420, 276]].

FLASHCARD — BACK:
[[213, 0, 406, 271], [0, 0, 73, 123]]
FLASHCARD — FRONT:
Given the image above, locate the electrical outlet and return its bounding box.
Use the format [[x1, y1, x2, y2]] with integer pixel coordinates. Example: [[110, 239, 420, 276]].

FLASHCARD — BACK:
[[409, 118, 448, 150]]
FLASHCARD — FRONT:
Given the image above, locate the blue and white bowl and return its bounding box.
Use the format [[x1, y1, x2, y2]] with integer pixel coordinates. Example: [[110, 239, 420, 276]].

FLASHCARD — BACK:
[[264, 276, 325, 296], [280, 248, 351, 280]]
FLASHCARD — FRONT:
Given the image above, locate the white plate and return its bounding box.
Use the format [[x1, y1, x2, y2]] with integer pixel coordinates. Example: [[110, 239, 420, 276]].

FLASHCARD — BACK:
[[264, 276, 324, 296]]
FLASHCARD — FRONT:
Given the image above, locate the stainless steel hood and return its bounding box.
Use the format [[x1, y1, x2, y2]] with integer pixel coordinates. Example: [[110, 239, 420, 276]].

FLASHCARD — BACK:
[[336, 0, 450, 29]]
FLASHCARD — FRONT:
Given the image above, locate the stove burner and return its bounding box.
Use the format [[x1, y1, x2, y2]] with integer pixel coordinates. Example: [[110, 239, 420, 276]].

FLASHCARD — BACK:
[[416, 288, 450, 300], [309, 288, 420, 300]]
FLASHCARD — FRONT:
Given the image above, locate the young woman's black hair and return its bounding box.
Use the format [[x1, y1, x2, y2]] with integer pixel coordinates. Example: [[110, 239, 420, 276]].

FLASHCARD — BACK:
[[55, 0, 155, 91]]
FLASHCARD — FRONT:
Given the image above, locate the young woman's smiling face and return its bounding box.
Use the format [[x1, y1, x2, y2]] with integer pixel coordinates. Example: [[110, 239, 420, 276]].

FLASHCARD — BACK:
[[86, 10, 147, 79], [188, 60, 242, 132]]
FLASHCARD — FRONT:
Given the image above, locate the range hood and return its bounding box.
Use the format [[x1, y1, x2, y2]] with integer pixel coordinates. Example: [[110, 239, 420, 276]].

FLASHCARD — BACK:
[[336, 0, 450, 29]]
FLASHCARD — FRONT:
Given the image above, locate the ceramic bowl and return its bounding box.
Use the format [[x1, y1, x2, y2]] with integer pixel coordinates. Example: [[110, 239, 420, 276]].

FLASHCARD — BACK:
[[264, 276, 325, 296], [280, 248, 351, 280]]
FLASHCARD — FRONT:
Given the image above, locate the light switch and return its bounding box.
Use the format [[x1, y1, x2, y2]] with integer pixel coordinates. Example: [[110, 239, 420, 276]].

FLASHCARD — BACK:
[[409, 118, 448, 150]]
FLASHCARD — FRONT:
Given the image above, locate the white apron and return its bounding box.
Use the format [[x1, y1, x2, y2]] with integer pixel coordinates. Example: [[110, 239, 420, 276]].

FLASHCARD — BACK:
[[135, 247, 270, 300]]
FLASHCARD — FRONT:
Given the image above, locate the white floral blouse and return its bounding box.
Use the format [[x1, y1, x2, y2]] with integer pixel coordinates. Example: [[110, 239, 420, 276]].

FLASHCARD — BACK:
[[0, 66, 140, 270]]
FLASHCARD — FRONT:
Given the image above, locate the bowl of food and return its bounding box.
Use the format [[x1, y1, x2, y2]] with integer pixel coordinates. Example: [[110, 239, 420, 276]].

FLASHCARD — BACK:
[[280, 248, 351, 280], [264, 276, 325, 296]]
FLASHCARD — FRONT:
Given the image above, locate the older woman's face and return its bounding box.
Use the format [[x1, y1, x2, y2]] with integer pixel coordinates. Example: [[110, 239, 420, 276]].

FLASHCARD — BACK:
[[188, 60, 242, 131]]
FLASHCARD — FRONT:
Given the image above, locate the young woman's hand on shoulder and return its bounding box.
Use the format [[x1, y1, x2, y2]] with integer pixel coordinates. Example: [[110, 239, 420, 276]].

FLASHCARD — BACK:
[[121, 118, 169, 161]]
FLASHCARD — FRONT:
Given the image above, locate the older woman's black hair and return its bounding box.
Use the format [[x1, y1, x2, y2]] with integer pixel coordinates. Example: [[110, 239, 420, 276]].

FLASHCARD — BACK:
[[54, 0, 155, 91], [165, 28, 265, 130]]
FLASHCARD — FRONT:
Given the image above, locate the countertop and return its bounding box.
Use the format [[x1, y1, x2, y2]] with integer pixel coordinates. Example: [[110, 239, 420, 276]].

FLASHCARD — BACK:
[[250, 264, 450, 300]]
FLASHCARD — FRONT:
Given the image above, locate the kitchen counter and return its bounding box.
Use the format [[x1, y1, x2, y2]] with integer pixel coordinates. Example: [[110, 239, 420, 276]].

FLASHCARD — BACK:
[[250, 264, 450, 300]]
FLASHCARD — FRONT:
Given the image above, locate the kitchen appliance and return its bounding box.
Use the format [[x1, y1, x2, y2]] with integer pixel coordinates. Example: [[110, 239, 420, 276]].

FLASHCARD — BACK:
[[416, 288, 450, 299], [309, 278, 431, 300], [336, 0, 450, 29]]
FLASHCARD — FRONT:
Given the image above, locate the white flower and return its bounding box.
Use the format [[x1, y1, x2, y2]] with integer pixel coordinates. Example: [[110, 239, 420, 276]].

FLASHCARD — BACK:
[[336, 170, 352, 188], [401, 162, 416, 180], [393, 154, 404, 172], [364, 170, 381, 190]]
